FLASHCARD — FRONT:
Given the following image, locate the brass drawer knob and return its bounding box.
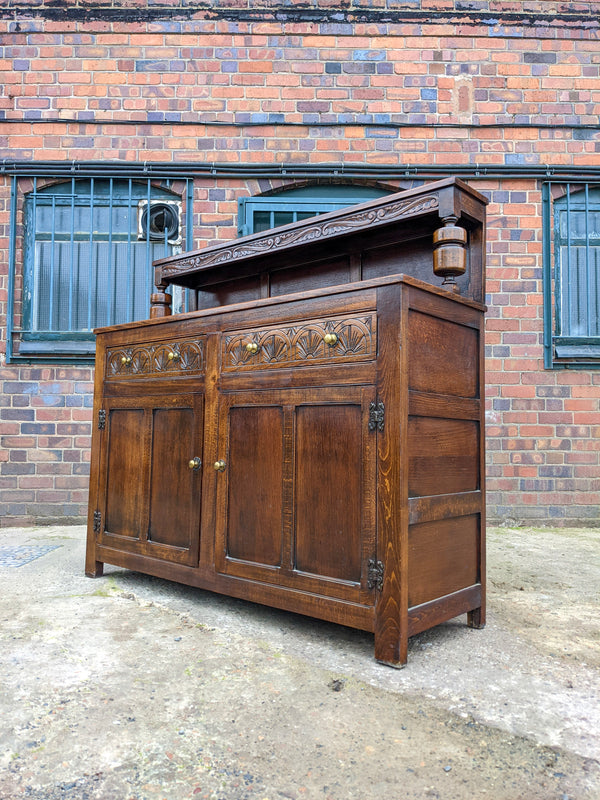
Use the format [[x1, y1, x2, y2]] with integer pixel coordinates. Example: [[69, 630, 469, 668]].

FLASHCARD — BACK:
[[188, 457, 202, 470], [245, 342, 259, 354], [323, 332, 339, 347], [121, 355, 132, 365], [168, 351, 180, 362], [213, 460, 227, 472]]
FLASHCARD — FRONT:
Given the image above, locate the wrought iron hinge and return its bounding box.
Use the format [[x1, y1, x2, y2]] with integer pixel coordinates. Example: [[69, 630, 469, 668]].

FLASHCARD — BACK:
[[367, 558, 384, 592], [368, 400, 384, 432], [98, 409, 106, 430], [93, 510, 102, 533]]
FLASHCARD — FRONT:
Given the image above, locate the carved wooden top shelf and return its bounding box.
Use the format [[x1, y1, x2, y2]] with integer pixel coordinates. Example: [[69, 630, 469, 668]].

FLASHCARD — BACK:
[[152, 176, 487, 317]]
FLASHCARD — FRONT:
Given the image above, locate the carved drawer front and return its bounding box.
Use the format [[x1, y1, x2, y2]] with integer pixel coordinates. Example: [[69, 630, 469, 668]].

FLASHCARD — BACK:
[[106, 337, 205, 378], [222, 313, 376, 372]]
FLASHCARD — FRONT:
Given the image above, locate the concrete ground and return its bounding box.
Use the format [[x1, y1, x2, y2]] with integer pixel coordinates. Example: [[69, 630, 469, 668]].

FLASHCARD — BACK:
[[0, 525, 598, 800]]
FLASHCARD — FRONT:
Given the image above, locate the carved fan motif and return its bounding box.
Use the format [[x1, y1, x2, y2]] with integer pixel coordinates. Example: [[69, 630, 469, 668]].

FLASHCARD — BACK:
[[223, 315, 375, 370], [178, 341, 204, 371], [260, 332, 290, 363], [153, 345, 174, 371], [336, 319, 372, 355], [107, 349, 130, 376], [131, 348, 152, 374], [106, 338, 205, 377], [226, 337, 254, 367], [294, 327, 328, 361]]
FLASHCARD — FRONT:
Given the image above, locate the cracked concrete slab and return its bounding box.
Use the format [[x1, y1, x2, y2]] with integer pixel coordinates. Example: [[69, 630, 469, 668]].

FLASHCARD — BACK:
[[0, 524, 598, 800]]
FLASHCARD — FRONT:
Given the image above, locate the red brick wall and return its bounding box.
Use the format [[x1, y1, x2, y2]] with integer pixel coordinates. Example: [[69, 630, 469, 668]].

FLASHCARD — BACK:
[[0, 366, 92, 525], [481, 180, 600, 525], [0, 1, 599, 526]]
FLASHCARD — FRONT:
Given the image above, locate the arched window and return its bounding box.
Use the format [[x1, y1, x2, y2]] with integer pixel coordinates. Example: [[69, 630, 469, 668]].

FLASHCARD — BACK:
[[238, 184, 392, 237], [544, 183, 600, 367], [19, 178, 186, 358]]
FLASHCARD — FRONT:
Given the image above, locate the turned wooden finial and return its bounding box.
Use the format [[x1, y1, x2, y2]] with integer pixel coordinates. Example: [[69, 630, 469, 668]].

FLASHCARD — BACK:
[[150, 290, 172, 318], [150, 266, 173, 318], [433, 216, 467, 294]]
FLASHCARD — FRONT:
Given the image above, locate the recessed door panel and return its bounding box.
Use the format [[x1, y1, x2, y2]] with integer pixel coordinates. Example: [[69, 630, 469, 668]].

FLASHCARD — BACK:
[[105, 408, 146, 539], [148, 406, 201, 553], [226, 405, 284, 566], [294, 404, 362, 583]]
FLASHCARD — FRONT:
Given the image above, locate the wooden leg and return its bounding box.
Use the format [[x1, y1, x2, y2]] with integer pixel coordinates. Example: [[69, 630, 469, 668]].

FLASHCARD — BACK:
[[374, 618, 408, 669], [376, 652, 407, 669], [467, 606, 486, 629], [85, 510, 104, 577], [85, 560, 104, 578]]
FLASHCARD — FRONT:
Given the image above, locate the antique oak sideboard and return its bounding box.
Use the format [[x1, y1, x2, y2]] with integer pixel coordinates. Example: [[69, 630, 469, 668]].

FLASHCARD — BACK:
[[86, 177, 487, 667]]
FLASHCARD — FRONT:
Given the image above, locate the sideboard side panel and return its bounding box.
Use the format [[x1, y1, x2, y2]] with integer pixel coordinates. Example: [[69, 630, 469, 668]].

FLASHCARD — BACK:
[[405, 286, 485, 636]]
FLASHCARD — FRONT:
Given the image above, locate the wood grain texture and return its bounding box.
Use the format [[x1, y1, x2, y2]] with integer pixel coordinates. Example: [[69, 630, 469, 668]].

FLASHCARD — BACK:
[[407, 310, 479, 398], [85, 336, 108, 578], [226, 405, 284, 566], [295, 404, 362, 582], [196, 275, 262, 310], [104, 408, 146, 540], [96, 542, 377, 632], [408, 417, 480, 497], [97, 394, 203, 567], [374, 284, 408, 667], [408, 391, 480, 421], [222, 313, 376, 373], [148, 406, 200, 552], [471, 310, 487, 629], [106, 337, 205, 379], [214, 387, 375, 606], [408, 490, 482, 526], [408, 585, 482, 638], [408, 514, 480, 607], [270, 257, 352, 297]]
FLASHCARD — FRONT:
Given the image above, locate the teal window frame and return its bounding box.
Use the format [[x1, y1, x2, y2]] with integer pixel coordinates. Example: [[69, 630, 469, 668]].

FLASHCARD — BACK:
[[238, 185, 391, 237], [8, 176, 193, 363], [543, 181, 600, 369]]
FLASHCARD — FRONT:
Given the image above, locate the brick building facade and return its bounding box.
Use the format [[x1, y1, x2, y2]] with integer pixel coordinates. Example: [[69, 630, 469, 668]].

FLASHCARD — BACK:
[[1, 1, 599, 527]]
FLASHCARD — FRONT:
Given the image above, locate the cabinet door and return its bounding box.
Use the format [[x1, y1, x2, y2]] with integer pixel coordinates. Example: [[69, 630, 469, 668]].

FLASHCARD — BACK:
[[96, 393, 203, 566], [214, 387, 376, 603]]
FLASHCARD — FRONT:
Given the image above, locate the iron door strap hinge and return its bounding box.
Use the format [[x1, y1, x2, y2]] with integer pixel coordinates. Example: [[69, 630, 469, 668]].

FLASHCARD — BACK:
[[367, 558, 384, 592], [98, 409, 106, 430], [93, 510, 102, 533], [368, 400, 384, 432]]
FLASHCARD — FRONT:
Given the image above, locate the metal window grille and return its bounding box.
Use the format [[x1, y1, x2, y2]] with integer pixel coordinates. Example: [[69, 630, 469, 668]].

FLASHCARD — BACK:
[[542, 181, 600, 368], [238, 187, 390, 237], [9, 176, 192, 361]]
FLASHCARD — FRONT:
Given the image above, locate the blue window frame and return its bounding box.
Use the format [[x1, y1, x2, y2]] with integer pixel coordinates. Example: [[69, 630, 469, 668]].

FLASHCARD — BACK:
[[238, 185, 391, 237], [543, 182, 600, 368], [8, 176, 192, 362]]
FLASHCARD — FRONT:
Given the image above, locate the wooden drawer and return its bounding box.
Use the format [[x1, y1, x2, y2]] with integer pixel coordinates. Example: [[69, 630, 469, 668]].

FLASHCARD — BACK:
[[106, 336, 206, 379], [222, 313, 377, 372]]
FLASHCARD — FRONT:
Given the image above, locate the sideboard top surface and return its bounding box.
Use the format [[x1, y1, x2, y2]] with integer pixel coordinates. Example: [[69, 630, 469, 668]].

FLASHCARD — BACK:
[[95, 272, 486, 338]]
